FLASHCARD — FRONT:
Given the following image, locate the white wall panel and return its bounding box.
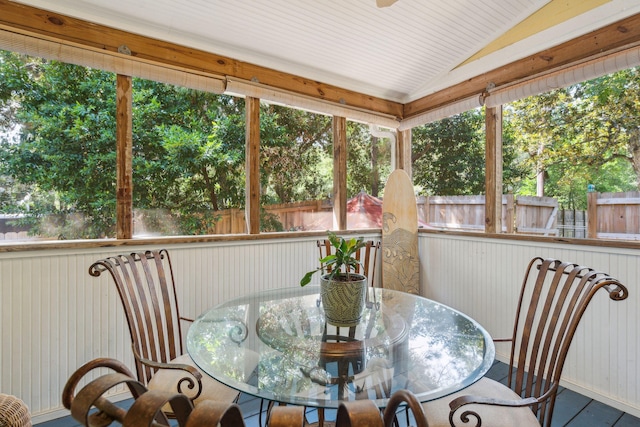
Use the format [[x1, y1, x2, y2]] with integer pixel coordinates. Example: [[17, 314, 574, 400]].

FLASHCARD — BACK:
[[1, 232, 637, 421]]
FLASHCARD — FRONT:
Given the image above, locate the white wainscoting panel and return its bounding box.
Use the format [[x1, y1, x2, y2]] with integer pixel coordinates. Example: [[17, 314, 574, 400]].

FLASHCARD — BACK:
[[1, 232, 637, 421]]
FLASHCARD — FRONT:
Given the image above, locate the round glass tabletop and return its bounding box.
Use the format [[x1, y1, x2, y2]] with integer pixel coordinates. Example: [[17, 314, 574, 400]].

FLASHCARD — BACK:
[[186, 285, 494, 409]]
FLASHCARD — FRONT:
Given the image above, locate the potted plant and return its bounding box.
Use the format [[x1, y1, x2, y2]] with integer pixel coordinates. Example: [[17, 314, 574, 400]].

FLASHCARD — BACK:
[[300, 231, 368, 327]]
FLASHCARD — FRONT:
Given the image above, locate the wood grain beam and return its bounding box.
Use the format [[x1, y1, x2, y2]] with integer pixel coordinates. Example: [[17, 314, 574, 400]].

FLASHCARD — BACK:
[[333, 117, 347, 231], [0, 0, 402, 119], [485, 106, 503, 234], [245, 97, 261, 234], [396, 129, 412, 177], [3, 0, 638, 123], [405, 12, 640, 119], [116, 74, 133, 239]]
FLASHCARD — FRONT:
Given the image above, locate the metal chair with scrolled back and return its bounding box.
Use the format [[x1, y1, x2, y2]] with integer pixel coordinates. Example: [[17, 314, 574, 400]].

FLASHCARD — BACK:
[[420, 256, 629, 427], [88, 249, 241, 417]]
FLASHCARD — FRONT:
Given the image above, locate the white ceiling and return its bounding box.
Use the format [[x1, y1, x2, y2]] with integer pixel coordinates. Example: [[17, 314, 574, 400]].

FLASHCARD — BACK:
[[12, 0, 640, 103]]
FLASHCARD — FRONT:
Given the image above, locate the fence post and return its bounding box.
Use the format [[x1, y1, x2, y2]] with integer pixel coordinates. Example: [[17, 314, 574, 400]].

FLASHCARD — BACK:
[[424, 196, 430, 225], [587, 192, 598, 238], [505, 193, 515, 233]]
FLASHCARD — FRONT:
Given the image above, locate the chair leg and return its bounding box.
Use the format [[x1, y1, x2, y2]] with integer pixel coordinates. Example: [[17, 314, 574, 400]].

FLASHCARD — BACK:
[[259, 398, 266, 427], [259, 398, 277, 427]]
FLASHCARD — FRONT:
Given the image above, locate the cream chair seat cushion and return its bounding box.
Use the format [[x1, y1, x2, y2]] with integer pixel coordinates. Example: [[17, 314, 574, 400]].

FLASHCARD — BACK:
[[147, 353, 244, 405], [422, 377, 540, 427]]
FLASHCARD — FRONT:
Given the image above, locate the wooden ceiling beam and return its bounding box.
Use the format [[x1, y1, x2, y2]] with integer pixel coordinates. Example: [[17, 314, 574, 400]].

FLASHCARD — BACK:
[[0, 0, 403, 119], [404, 12, 640, 119]]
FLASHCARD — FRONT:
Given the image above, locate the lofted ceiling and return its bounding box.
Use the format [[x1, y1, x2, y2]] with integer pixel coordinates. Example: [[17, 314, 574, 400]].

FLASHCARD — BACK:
[[8, 0, 640, 105]]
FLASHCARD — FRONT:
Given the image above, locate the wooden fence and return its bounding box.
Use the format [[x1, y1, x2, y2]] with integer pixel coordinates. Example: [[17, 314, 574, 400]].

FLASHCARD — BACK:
[[557, 209, 587, 238], [5, 191, 638, 238], [114, 191, 640, 238], [417, 194, 558, 235], [10, 191, 635, 238], [140, 191, 640, 238], [587, 191, 640, 240], [420, 192, 640, 239], [209, 195, 560, 235], [210, 199, 330, 234]]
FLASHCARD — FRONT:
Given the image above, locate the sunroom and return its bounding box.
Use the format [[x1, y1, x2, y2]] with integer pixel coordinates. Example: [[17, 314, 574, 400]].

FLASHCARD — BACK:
[[1, 0, 639, 424]]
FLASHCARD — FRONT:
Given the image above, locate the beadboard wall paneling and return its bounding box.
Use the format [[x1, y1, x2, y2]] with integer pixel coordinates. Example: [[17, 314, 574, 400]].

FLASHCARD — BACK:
[[1, 232, 638, 421]]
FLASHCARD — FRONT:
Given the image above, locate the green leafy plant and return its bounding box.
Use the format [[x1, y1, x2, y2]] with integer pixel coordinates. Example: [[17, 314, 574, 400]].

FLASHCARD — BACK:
[[300, 231, 367, 286]]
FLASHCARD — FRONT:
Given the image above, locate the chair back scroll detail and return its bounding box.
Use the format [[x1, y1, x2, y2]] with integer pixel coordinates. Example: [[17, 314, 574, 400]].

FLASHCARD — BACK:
[[88, 249, 183, 386], [63, 357, 246, 427], [505, 257, 628, 426], [64, 358, 426, 427]]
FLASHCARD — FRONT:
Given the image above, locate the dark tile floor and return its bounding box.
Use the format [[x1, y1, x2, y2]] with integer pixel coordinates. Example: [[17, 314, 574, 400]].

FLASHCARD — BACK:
[[36, 361, 639, 426]]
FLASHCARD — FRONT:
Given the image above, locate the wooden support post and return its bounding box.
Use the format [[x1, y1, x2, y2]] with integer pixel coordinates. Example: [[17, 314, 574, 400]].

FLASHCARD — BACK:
[[424, 196, 430, 225], [245, 97, 261, 234], [396, 129, 412, 178], [587, 191, 598, 238], [333, 116, 347, 230], [505, 193, 515, 233], [485, 105, 503, 233], [116, 74, 133, 239]]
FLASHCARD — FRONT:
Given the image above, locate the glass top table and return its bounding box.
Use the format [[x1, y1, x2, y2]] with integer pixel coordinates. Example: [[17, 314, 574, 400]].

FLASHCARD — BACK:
[[186, 285, 495, 409]]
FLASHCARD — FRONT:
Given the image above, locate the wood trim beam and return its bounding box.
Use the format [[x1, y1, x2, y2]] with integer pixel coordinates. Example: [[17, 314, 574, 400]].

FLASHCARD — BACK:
[[0, 0, 402, 119], [245, 97, 261, 234], [333, 116, 347, 231], [404, 12, 640, 118], [3, 0, 639, 123], [396, 129, 412, 177], [4, 228, 640, 254], [587, 192, 598, 238], [485, 106, 503, 234], [116, 74, 133, 239]]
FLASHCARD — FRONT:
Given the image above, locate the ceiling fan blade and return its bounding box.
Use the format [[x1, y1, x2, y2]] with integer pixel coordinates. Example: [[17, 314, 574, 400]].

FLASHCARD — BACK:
[[376, 0, 398, 7]]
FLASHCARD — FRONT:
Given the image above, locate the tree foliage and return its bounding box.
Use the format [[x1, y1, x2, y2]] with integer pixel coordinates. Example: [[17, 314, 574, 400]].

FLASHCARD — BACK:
[[2, 48, 639, 238], [507, 67, 640, 208], [0, 53, 117, 238], [0, 51, 386, 237], [412, 109, 486, 195]]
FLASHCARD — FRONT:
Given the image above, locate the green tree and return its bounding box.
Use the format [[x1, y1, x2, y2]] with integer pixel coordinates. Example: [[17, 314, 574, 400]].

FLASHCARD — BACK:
[[347, 122, 391, 198], [0, 52, 250, 238], [7, 49, 555, 238], [0, 51, 378, 237], [260, 104, 332, 204], [506, 67, 639, 208], [0, 54, 118, 238], [132, 79, 246, 235], [411, 110, 486, 195]]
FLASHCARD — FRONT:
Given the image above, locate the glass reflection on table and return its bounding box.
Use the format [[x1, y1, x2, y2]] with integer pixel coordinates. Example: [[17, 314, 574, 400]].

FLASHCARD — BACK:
[[186, 286, 494, 409]]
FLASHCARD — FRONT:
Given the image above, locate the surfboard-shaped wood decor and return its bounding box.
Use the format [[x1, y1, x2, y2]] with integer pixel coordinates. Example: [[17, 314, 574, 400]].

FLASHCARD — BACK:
[[382, 169, 419, 294]]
